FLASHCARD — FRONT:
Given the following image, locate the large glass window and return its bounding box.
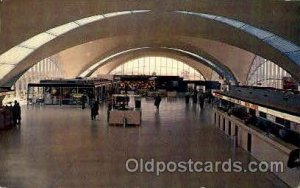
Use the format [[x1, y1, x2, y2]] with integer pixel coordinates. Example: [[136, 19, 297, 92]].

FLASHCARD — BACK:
[[110, 56, 205, 80], [3, 56, 64, 104], [246, 56, 292, 89]]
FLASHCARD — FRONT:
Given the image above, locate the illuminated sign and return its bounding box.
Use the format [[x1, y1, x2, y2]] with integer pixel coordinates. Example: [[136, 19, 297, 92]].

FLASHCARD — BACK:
[[244, 102, 258, 110]]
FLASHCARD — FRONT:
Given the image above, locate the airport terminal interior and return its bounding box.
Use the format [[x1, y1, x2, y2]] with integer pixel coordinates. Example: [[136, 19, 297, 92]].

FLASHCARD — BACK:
[[0, 1, 300, 188]]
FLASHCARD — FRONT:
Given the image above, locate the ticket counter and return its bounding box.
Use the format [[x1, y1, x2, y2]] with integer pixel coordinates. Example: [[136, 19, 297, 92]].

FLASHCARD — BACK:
[[213, 109, 300, 188]]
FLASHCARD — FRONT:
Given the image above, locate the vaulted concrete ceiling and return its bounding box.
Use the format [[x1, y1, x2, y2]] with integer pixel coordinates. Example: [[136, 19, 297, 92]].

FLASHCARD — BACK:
[[1, 0, 299, 51], [54, 36, 253, 83], [0, 0, 299, 86]]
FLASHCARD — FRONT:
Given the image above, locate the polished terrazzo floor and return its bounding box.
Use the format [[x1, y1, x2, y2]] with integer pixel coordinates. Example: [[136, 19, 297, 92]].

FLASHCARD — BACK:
[[0, 98, 289, 188]]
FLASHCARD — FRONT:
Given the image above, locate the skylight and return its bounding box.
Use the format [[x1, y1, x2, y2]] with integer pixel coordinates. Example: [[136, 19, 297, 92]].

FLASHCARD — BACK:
[[47, 22, 79, 36], [0, 10, 151, 81], [175, 10, 300, 69], [0, 64, 16, 79], [19, 32, 56, 49], [264, 36, 300, 53], [76, 15, 105, 25], [285, 51, 300, 65], [241, 25, 273, 39], [215, 16, 245, 28], [103, 11, 132, 18], [0, 46, 33, 65], [131, 10, 151, 14]]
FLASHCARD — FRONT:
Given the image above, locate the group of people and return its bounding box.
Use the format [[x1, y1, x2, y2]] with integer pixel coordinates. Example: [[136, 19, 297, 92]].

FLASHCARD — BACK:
[[86, 89, 209, 121], [186, 91, 209, 109], [80, 94, 100, 120], [1, 100, 22, 127]]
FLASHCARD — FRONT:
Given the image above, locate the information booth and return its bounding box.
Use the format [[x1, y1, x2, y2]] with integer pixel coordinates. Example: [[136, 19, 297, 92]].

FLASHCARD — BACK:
[[108, 94, 142, 126]]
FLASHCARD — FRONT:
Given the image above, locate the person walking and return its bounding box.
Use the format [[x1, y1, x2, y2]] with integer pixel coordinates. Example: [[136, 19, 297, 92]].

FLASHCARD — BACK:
[[94, 99, 99, 119], [193, 91, 197, 104], [185, 92, 190, 104], [199, 93, 205, 109], [81, 95, 86, 109], [154, 94, 162, 110], [90, 98, 97, 120], [16, 102, 21, 125], [12, 100, 21, 126], [107, 97, 112, 122]]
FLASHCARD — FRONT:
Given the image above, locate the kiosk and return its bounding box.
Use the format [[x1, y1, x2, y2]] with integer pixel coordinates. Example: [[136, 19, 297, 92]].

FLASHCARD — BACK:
[[108, 94, 142, 126], [27, 78, 113, 106]]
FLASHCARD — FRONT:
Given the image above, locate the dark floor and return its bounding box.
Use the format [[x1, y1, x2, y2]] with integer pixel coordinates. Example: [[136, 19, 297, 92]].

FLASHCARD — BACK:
[[0, 98, 289, 188]]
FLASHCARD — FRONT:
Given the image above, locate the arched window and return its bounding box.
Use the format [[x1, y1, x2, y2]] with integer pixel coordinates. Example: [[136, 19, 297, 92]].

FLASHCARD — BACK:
[[110, 56, 205, 81], [246, 56, 291, 89]]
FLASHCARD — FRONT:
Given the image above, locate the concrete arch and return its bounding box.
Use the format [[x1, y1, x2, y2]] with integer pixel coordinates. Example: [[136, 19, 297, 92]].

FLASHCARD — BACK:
[[0, 11, 299, 86], [1, 0, 299, 53], [55, 36, 255, 84], [78, 47, 236, 83]]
